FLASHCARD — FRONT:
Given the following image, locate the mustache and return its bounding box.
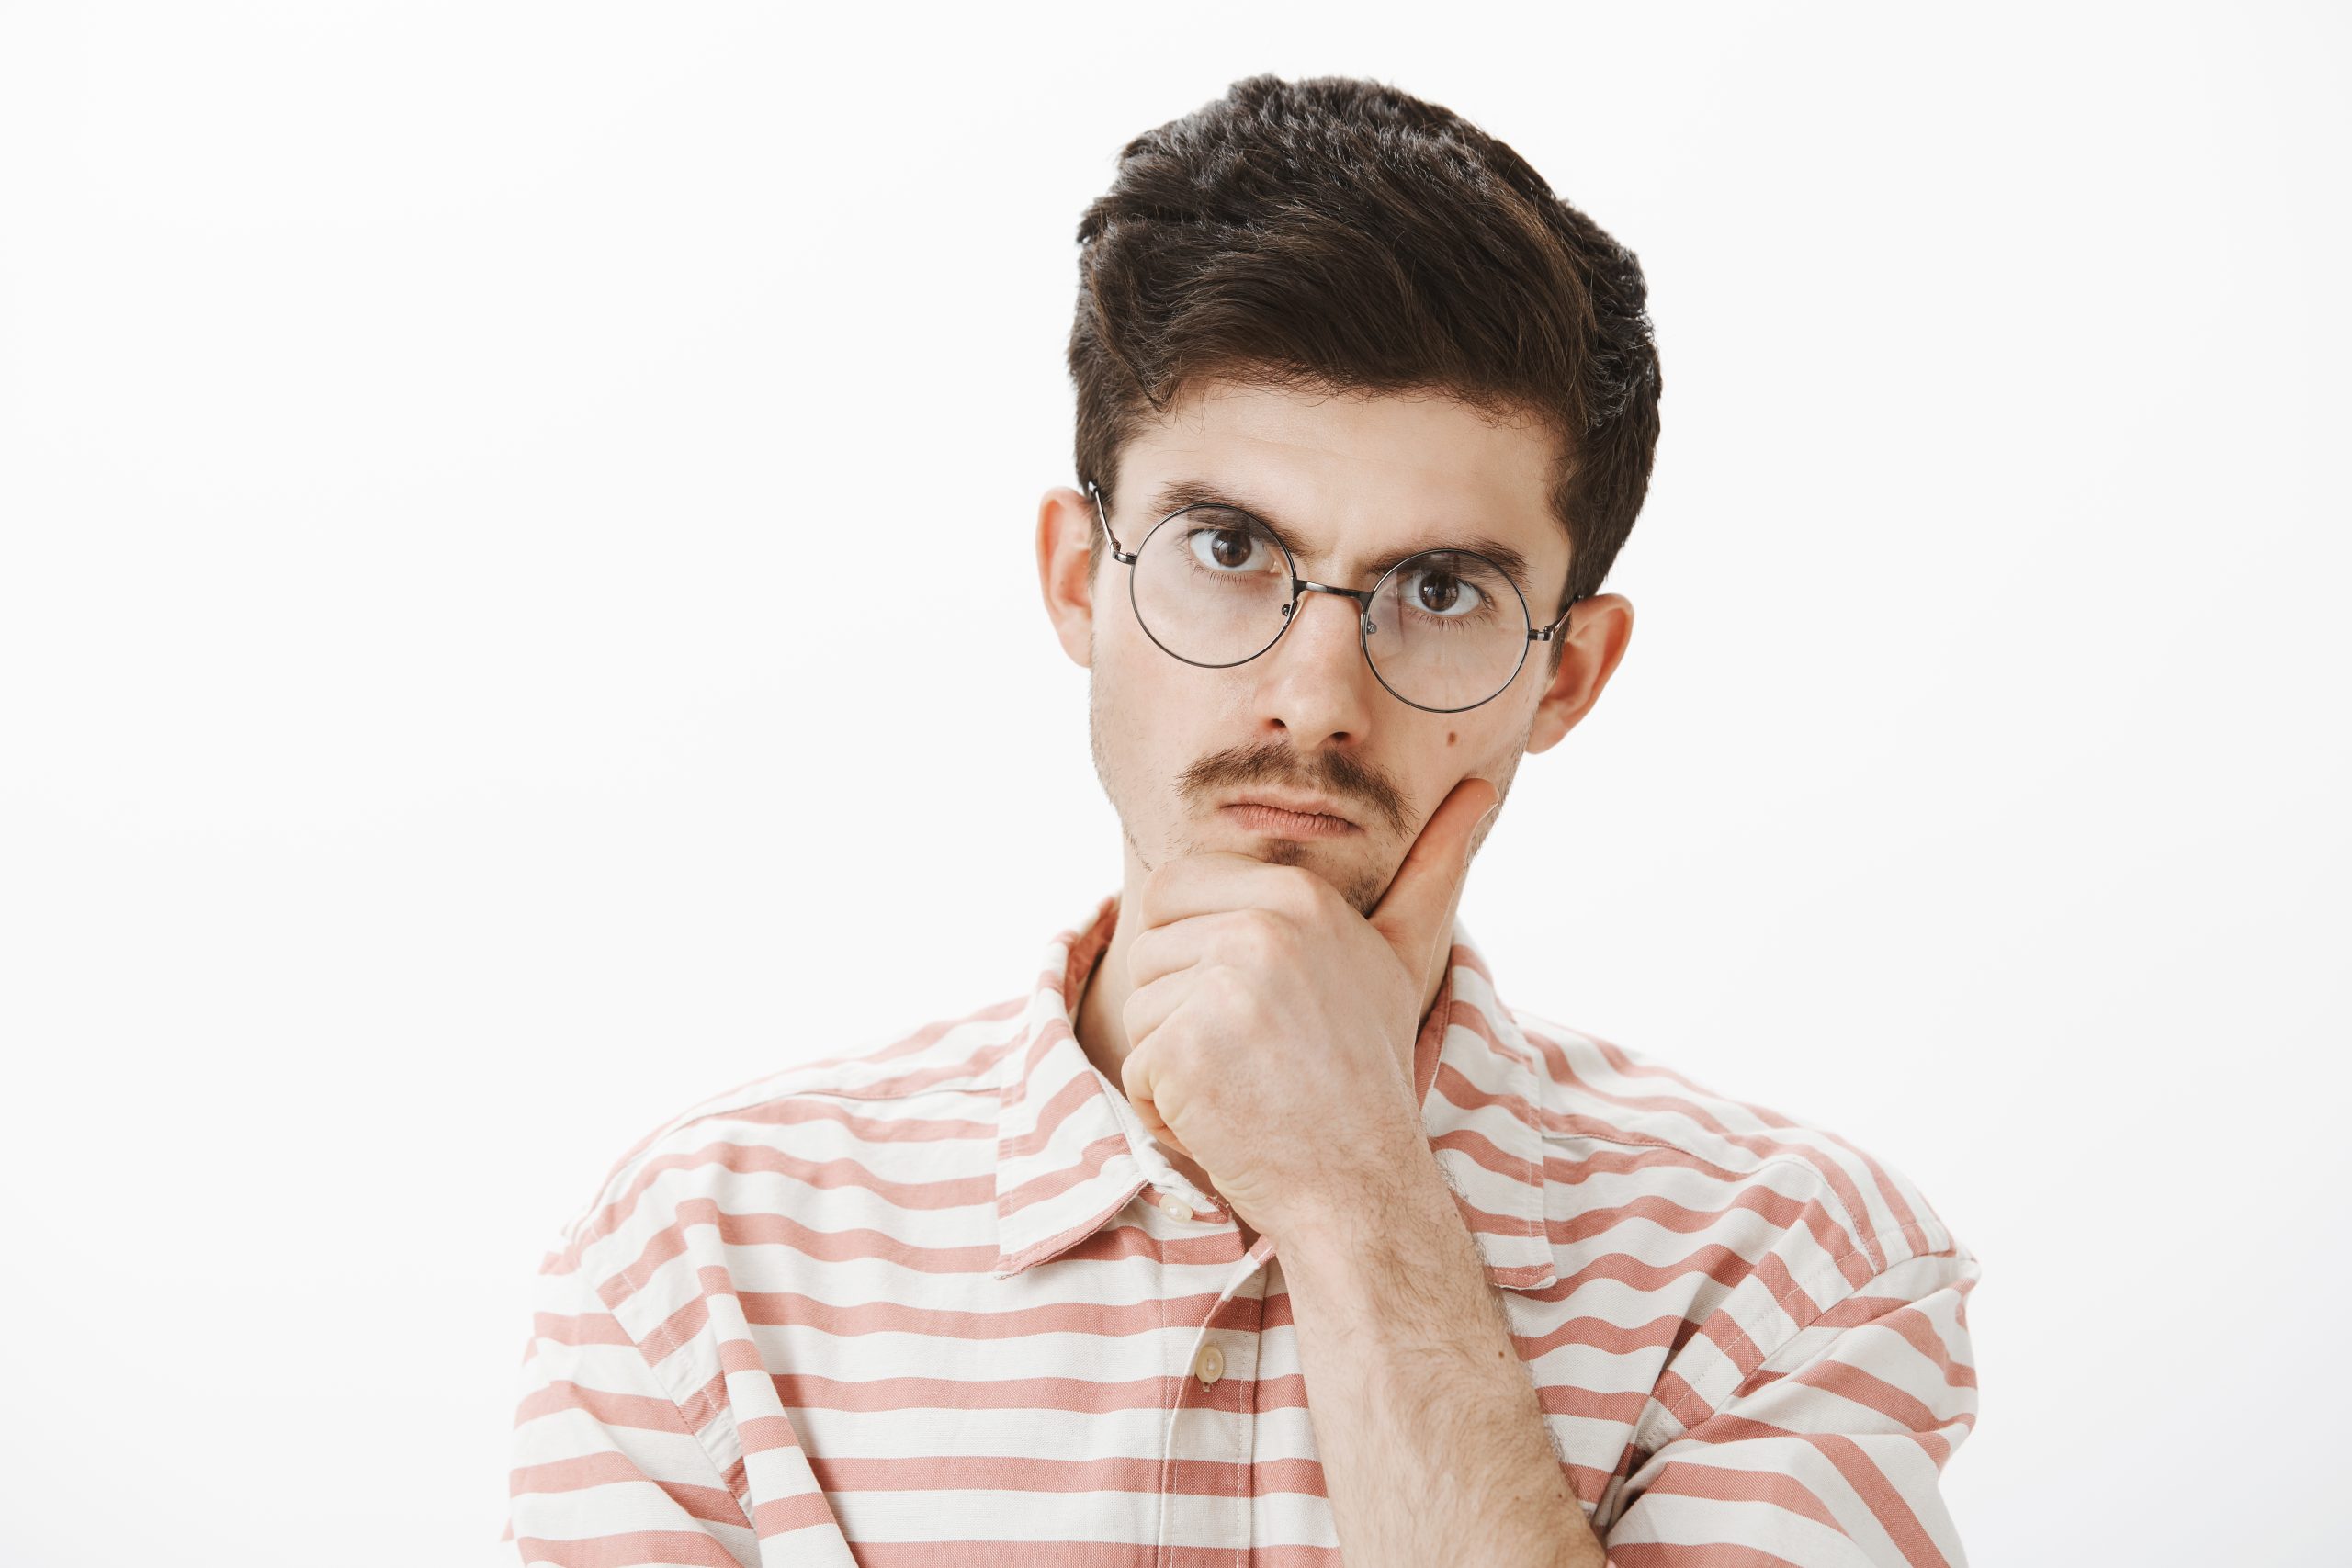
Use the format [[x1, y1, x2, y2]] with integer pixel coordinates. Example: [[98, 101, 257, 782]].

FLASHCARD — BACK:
[[1178, 744, 1405, 836]]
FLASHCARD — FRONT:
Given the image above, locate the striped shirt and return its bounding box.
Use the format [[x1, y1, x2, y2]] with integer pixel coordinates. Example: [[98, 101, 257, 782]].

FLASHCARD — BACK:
[[505, 890, 1981, 1566]]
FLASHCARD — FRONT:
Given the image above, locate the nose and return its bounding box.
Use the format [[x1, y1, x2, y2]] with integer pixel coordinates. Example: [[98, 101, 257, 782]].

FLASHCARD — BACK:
[[1279, 582, 1370, 653], [1252, 583, 1378, 743]]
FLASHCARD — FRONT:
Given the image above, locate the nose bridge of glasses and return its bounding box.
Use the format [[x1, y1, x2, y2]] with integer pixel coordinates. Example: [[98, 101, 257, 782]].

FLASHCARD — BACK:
[[1277, 578, 1374, 653]]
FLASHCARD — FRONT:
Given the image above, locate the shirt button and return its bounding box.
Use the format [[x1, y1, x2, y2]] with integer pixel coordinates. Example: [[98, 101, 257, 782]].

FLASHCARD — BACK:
[[1158, 1192, 1193, 1221], [1194, 1342, 1224, 1386]]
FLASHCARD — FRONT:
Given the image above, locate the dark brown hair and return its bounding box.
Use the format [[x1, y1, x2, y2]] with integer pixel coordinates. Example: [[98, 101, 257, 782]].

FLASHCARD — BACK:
[[1068, 73, 1662, 665]]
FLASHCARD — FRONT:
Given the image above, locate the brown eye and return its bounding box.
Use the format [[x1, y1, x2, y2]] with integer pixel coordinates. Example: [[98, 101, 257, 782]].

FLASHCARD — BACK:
[[1402, 561, 1487, 618], [1181, 511, 1275, 575]]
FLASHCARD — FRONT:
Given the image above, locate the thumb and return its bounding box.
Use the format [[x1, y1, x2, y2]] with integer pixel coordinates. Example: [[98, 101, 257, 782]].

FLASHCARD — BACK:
[[1369, 774, 1499, 991]]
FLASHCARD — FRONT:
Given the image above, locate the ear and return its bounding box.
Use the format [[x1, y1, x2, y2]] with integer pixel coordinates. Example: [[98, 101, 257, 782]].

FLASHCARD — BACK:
[[1524, 592, 1635, 755], [1035, 485, 1102, 669]]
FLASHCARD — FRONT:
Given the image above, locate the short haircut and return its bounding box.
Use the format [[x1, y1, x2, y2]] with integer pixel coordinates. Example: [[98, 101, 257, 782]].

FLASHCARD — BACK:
[[1068, 73, 1664, 665]]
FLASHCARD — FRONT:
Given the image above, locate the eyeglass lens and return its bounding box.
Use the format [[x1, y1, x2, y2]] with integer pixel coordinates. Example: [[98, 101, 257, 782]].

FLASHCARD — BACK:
[[1127, 506, 1529, 711]]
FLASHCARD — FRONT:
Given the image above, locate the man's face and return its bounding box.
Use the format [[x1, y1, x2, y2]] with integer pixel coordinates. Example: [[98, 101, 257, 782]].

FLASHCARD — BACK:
[[1044, 378, 1596, 918]]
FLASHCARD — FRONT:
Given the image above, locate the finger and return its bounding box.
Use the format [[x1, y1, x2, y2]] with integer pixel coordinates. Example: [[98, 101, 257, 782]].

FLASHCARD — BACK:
[[1119, 965, 1193, 1052], [1131, 850, 1319, 936], [1119, 1032, 1155, 1120], [1115, 1034, 1191, 1161], [1125, 907, 1281, 992], [1368, 774, 1499, 990], [1136, 1102, 1193, 1166]]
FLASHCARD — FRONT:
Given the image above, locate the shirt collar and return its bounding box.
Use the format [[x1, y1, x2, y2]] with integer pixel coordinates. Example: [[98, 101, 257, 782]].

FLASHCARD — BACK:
[[991, 889, 1558, 1292]]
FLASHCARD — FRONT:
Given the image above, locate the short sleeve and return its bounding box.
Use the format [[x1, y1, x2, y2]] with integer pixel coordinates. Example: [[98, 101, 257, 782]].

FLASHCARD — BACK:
[[1603, 1247, 1982, 1567], [504, 1220, 758, 1567]]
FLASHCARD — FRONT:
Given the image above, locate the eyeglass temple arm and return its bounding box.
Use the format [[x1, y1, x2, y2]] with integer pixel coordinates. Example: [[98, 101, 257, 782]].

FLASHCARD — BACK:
[[1086, 480, 1136, 563], [1531, 593, 1587, 642]]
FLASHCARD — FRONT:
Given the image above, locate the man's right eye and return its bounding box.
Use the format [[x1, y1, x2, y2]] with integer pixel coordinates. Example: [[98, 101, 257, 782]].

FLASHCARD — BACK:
[[1184, 524, 1271, 573]]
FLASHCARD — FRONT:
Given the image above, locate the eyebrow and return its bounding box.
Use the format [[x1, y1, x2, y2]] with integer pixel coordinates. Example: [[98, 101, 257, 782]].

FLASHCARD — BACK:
[[1139, 477, 1538, 598]]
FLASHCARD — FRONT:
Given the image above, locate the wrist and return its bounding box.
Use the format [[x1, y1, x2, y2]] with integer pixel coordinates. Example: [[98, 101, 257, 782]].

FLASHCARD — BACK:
[[1273, 1144, 1462, 1281]]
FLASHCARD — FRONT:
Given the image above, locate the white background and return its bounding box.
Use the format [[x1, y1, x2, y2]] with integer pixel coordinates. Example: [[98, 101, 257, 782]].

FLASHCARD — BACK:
[[2, 3, 2344, 1562]]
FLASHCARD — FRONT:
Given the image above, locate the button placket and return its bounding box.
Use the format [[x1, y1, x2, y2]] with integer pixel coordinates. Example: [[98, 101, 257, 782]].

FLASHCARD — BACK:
[[1155, 1220, 1264, 1558]]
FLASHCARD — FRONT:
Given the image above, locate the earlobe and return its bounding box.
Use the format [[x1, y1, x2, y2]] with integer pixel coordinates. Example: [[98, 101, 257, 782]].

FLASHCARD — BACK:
[[1035, 485, 1098, 669]]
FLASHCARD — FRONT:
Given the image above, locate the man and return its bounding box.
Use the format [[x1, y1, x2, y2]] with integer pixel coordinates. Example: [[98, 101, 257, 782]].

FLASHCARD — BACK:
[[505, 74, 1980, 1568]]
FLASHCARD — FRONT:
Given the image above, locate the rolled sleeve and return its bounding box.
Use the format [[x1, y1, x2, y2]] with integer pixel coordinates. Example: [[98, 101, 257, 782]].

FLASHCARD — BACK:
[[1604, 1247, 1982, 1567], [505, 1223, 757, 1568]]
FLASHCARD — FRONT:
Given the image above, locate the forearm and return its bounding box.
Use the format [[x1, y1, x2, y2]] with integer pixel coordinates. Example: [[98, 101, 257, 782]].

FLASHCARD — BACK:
[[1277, 1158, 1606, 1568]]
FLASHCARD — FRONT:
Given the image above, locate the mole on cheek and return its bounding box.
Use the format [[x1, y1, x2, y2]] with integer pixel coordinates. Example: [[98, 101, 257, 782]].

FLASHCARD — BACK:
[[1446, 731, 1457, 746]]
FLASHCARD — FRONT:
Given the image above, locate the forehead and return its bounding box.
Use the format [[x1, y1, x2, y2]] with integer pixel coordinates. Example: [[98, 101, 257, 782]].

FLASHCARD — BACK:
[[1118, 378, 1563, 534]]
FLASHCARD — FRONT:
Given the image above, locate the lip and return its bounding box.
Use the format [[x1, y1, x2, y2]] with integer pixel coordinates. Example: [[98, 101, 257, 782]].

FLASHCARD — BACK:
[[1226, 790, 1358, 824], [1220, 796, 1361, 839]]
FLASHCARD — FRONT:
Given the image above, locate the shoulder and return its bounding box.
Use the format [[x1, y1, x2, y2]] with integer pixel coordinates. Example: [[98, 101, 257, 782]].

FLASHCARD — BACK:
[[1505, 1002, 1970, 1286], [1502, 1005, 1981, 1448], [545, 993, 1034, 1273]]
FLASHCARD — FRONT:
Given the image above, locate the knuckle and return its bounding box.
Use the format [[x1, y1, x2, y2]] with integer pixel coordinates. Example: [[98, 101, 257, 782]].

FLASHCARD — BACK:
[[1278, 866, 1332, 918]]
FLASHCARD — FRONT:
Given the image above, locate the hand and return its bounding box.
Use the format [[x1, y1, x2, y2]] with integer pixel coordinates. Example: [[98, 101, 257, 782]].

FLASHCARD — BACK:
[[1118, 773, 1501, 1243]]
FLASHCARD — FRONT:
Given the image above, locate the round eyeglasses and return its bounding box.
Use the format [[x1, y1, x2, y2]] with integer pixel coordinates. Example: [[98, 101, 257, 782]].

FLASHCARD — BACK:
[[1089, 481, 1583, 715]]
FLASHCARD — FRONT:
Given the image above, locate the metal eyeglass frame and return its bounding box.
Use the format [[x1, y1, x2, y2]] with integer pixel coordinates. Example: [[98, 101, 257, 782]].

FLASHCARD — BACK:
[[1087, 479, 1586, 716]]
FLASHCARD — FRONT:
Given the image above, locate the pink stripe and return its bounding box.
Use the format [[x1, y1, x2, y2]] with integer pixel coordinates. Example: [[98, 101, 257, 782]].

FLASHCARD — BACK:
[[1854, 1298, 1975, 1390], [1607, 1546, 1809, 1568], [1533, 1382, 1655, 1427], [1000, 1067, 1115, 1159], [771, 1369, 1190, 1415], [517, 1378, 694, 1438], [1428, 1055, 1543, 1126], [1534, 1239, 1790, 1303], [575, 996, 1023, 1203], [1651, 1368, 1706, 1426], [509, 1452, 745, 1527], [1693, 1304, 1770, 1385], [806, 1450, 1328, 1497], [738, 1413, 807, 1456], [785, 996, 1026, 1076], [1555, 1184, 1823, 1247], [1516, 1311, 1706, 1359], [533, 1309, 633, 1347], [1449, 938, 1497, 988], [854, 1548, 1337, 1568], [1430, 1122, 1532, 1180], [1813, 1432, 1950, 1568], [1800, 1288, 1975, 1392], [1544, 1137, 1753, 1186], [1642, 1456, 1843, 1529], [732, 1286, 1241, 1339], [556, 1136, 1001, 1274], [1668, 1411, 1961, 1560], [1781, 1357, 1950, 1434], [612, 1193, 1125, 1304], [996, 1131, 1133, 1213], [674, 1362, 732, 1438], [512, 1532, 746, 1568], [721, 1093, 998, 1145], [752, 1487, 849, 1537], [1748, 1252, 1825, 1324]]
